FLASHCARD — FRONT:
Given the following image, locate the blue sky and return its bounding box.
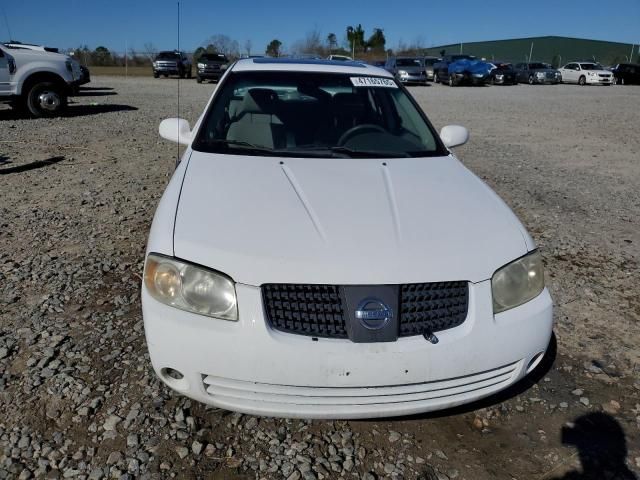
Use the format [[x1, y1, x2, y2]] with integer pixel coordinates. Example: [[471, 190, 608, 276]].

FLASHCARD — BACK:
[[1, 0, 638, 54]]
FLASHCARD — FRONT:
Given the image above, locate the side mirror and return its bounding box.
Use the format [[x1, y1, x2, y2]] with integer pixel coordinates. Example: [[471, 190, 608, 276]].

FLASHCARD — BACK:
[[159, 118, 192, 145], [440, 125, 469, 149]]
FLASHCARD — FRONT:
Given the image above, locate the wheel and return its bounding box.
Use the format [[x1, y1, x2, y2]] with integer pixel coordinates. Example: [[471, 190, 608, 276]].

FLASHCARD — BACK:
[[26, 81, 68, 117], [187, 69, 192, 79], [196, 76, 203, 84], [163, 74, 168, 78], [578, 75, 586, 86], [491, 77, 496, 85], [528, 75, 534, 85], [153, 72, 159, 79], [433, 73, 439, 84], [448, 75, 455, 87]]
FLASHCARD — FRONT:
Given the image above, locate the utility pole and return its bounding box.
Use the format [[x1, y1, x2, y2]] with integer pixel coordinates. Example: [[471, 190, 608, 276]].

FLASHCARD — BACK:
[[630, 44, 635, 63], [459, 43, 463, 54], [529, 42, 534, 62], [125, 40, 128, 77]]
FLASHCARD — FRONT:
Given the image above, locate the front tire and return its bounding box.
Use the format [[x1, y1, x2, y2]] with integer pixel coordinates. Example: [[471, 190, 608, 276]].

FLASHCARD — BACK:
[[528, 75, 534, 85], [153, 72, 159, 78], [433, 73, 439, 84], [196, 76, 202, 84], [26, 81, 68, 117], [448, 75, 455, 87], [578, 75, 586, 86], [187, 69, 192, 79]]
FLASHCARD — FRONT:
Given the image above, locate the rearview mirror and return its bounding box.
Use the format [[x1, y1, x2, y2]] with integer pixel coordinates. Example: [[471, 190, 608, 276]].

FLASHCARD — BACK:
[[440, 125, 469, 148], [159, 118, 192, 145]]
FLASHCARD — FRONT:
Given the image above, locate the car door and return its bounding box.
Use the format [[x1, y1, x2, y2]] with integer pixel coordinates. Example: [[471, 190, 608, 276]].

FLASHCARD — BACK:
[[0, 47, 12, 94], [560, 64, 574, 83]]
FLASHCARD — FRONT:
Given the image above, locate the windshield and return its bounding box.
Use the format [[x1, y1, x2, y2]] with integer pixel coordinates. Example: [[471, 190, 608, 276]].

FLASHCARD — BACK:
[[157, 52, 180, 59], [397, 58, 423, 67], [193, 71, 445, 158], [201, 53, 228, 62], [494, 64, 513, 71], [579, 63, 601, 70], [529, 63, 547, 70]]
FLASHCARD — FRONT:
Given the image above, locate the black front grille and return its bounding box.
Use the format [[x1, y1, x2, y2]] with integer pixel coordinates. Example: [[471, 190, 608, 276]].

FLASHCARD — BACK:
[[262, 282, 469, 340], [399, 282, 469, 336], [262, 284, 348, 338]]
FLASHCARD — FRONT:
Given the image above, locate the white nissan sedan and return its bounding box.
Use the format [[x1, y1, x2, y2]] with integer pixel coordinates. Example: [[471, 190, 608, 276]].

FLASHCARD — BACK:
[[142, 58, 553, 419]]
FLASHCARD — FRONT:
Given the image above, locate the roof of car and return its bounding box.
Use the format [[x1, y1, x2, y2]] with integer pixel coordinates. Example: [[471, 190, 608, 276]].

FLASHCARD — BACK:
[[232, 57, 393, 77]]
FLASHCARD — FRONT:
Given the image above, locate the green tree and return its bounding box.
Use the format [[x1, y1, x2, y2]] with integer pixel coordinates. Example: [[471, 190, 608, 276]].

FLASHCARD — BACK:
[[92, 46, 113, 66], [327, 33, 337, 52], [366, 28, 386, 52], [346, 25, 365, 54], [266, 39, 282, 57]]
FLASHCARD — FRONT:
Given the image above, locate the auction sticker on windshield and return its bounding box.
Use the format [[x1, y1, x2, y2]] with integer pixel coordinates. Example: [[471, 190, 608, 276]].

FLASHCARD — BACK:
[[350, 77, 397, 88]]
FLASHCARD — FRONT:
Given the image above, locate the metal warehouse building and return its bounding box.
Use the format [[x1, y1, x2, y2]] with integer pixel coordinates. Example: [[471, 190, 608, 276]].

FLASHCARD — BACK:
[[423, 36, 637, 67]]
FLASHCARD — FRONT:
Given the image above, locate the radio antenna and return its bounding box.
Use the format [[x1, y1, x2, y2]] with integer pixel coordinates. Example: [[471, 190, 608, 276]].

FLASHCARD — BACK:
[[176, 1, 181, 166], [1, 6, 13, 41]]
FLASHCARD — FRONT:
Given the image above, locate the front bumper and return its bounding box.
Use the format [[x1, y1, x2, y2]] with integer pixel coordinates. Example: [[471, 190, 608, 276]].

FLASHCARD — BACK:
[[197, 68, 224, 80], [399, 73, 428, 84], [586, 76, 612, 84], [142, 280, 553, 419]]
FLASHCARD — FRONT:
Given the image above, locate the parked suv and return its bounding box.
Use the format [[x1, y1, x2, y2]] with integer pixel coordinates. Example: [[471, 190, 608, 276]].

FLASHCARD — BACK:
[[611, 63, 640, 85], [196, 53, 229, 83], [153, 51, 192, 79], [0, 42, 80, 116]]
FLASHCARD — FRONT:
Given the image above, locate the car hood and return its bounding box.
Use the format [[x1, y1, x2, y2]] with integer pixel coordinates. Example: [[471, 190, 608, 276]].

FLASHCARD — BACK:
[[173, 151, 532, 286], [6, 48, 68, 62]]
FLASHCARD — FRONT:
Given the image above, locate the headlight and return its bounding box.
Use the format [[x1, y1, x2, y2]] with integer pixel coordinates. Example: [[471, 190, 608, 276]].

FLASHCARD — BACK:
[[491, 250, 545, 314], [153, 62, 158, 67], [588, 72, 597, 76], [473, 73, 484, 77], [197, 63, 205, 68], [398, 70, 408, 76], [537, 72, 545, 77], [144, 254, 238, 321], [496, 74, 504, 79]]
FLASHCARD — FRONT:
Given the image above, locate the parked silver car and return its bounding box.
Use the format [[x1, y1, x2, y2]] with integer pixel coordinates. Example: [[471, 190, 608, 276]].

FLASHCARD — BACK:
[[423, 56, 442, 81], [385, 56, 427, 85], [514, 62, 561, 85]]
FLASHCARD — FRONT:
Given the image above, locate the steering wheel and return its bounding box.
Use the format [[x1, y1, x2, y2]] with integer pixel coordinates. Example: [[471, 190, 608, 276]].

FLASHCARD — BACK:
[[337, 124, 387, 146]]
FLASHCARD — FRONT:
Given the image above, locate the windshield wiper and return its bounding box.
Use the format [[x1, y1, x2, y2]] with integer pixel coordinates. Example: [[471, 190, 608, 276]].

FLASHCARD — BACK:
[[201, 139, 280, 156], [329, 147, 410, 158]]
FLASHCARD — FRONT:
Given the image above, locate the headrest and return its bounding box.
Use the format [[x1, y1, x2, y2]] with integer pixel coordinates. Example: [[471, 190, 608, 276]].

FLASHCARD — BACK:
[[332, 92, 366, 112], [241, 88, 280, 114]]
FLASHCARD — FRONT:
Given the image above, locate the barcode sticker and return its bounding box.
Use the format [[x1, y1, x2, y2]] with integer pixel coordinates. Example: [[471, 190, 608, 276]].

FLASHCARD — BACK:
[[350, 77, 397, 88]]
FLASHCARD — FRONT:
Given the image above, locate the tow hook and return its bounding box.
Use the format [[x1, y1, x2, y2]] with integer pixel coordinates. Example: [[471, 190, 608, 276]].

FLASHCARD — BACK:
[[423, 332, 439, 344]]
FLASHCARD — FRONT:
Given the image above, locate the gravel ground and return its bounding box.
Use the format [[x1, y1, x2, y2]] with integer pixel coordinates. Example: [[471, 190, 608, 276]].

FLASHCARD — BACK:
[[1, 77, 639, 480]]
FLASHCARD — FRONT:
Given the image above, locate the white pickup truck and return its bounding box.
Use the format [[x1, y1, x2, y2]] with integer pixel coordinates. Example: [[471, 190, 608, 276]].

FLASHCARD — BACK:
[[0, 43, 81, 117]]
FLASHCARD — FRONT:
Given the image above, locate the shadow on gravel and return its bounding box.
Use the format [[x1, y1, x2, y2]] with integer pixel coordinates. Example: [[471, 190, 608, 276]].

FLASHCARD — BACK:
[[78, 86, 115, 91], [551, 412, 637, 480], [0, 156, 64, 174], [63, 104, 138, 117], [378, 332, 558, 422], [0, 104, 137, 120], [0, 154, 9, 166], [73, 91, 118, 97]]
